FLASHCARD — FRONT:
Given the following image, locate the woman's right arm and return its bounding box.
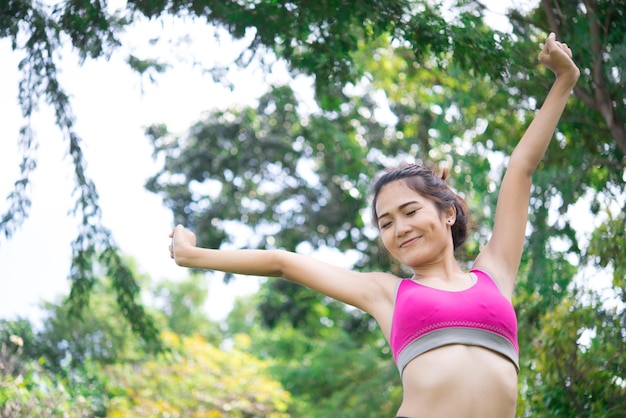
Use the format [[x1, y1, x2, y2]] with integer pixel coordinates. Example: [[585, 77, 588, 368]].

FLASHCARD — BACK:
[[473, 34, 579, 298], [169, 224, 395, 315]]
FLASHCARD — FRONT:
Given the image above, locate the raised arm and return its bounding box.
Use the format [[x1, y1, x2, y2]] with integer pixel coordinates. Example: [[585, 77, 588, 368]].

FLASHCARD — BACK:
[[169, 224, 395, 316], [474, 33, 580, 298]]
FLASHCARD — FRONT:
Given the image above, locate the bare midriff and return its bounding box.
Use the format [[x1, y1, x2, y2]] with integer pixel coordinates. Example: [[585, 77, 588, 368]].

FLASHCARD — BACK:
[[395, 344, 518, 418]]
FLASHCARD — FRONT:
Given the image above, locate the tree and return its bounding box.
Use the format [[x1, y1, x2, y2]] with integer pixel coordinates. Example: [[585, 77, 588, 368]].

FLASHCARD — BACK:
[[522, 289, 626, 417], [3, 0, 625, 414], [538, 0, 626, 156], [34, 276, 149, 373], [17, 264, 156, 416], [1, 0, 510, 341], [147, 7, 626, 412], [224, 293, 401, 417], [105, 332, 294, 417], [1, 265, 241, 415], [503, 3, 626, 413], [150, 273, 222, 344], [31, 262, 226, 374], [0, 320, 100, 417]]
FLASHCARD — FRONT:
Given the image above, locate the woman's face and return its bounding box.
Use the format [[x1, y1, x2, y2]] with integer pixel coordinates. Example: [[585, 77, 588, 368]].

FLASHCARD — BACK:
[[375, 180, 454, 267]]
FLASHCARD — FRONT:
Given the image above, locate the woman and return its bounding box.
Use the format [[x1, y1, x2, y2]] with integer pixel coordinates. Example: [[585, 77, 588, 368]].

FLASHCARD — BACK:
[[169, 33, 579, 417]]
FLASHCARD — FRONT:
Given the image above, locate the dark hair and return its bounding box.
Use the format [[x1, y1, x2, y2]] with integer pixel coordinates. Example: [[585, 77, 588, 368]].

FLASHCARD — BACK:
[[371, 164, 469, 250]]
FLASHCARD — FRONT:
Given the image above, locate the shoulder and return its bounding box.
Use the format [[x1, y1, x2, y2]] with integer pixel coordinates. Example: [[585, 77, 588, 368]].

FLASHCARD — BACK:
[[358, 271, 402, 313], [359, 272, 402, 337], [363, 271, 402, 297]]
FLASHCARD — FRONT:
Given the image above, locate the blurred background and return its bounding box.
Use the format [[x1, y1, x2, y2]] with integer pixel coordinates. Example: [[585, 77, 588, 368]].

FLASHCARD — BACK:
[[0, 0, 624, 416]]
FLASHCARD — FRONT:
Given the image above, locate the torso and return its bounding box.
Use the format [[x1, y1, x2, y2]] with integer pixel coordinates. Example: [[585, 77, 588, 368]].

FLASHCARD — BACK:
[[391, 269, 519, 375], [371, 269, 519, 418], [397, 345, 518, 418]]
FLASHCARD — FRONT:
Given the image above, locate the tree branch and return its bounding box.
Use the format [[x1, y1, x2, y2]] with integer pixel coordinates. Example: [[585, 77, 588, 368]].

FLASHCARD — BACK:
[[542, 0, 626, 157]]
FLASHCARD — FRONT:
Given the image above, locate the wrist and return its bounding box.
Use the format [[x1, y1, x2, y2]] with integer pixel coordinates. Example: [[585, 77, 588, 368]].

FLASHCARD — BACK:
[[173, 243, 195, 266], [555, 67, 580, 88]]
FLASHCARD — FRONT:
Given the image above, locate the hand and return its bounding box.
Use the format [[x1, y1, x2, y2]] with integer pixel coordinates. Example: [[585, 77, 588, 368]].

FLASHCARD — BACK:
[[169, 224, 197, 259], [538, 32, 580, 81]]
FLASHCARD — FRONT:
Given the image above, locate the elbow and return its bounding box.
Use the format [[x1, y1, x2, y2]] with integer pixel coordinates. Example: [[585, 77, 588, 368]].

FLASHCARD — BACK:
[[264, 249, 302, 278], [508, 154, 537, 178], [267, 249, 288, 277]]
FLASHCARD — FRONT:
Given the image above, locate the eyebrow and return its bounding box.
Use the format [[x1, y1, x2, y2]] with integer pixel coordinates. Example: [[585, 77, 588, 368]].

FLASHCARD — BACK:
[[377, 200, 421, 222]]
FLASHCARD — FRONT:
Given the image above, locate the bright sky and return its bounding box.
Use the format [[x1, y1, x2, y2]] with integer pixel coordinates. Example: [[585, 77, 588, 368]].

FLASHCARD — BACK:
[[1, 1, 549, 325], [0, 14, 284, 323]]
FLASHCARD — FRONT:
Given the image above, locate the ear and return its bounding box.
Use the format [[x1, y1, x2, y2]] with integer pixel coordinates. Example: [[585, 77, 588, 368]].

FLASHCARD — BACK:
[[444, 205, 457, 225]]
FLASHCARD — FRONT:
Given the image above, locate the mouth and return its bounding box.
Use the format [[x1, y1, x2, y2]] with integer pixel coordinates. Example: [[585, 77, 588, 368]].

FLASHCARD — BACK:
[[399, 236, 421, 248]]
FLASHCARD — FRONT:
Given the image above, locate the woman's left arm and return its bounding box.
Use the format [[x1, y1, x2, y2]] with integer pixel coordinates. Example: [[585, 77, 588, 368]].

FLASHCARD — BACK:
[[475, 33, 580, 298]]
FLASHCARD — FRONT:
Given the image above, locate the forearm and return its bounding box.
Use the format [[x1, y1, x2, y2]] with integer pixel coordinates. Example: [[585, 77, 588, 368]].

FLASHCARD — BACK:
[[174, 245, 284, 277], [511, 71, 578, 175], [171, 243, 379, 312]]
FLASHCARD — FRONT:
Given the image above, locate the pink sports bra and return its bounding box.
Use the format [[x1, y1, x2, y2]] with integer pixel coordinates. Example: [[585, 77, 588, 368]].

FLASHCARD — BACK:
[[390, 268, 519, 376]]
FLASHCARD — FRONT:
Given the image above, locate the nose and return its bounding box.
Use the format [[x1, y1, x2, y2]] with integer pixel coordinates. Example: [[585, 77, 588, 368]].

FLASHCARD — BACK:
[[394, 217, 411, 237]]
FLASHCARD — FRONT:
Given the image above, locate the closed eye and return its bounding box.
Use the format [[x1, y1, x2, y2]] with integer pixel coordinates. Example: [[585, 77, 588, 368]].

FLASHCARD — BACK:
[[380, 221, 392, 229]]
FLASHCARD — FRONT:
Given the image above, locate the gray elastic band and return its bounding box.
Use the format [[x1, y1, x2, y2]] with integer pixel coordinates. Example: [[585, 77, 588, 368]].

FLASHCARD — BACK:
[[396, 327, 520, 376]]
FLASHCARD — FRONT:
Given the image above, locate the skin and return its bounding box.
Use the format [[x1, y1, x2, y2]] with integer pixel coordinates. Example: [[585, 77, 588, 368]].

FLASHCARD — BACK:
[[169, 33, 579, 418]]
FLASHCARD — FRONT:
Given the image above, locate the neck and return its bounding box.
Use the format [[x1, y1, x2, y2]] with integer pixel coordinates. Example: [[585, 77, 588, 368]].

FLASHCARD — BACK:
[[410, 258, 463, 281]]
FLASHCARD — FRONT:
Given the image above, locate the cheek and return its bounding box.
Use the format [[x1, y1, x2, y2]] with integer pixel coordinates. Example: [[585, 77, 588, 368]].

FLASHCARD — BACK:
[[379, 229, 395, 253]]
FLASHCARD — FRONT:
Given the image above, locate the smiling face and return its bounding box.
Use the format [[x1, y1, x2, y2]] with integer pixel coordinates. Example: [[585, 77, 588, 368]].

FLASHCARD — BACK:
[[375, 180, 455, 267]]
